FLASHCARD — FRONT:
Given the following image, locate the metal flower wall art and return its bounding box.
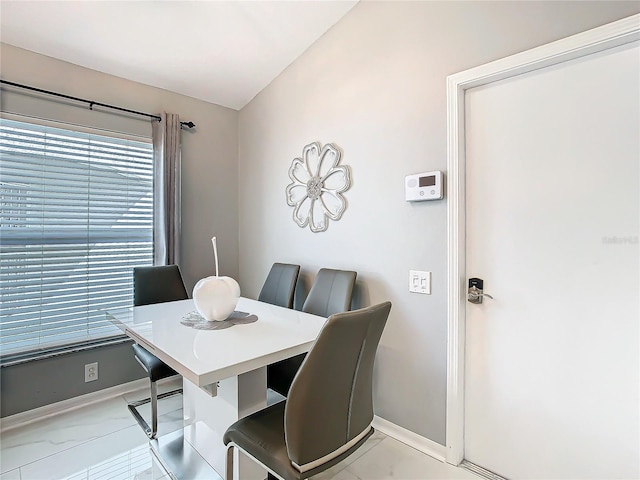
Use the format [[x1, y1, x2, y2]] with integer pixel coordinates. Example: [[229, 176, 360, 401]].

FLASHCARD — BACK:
[[286, 142, 351, 233]]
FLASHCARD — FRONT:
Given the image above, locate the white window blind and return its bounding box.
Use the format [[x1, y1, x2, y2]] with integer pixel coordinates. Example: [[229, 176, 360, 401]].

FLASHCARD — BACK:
[[0, 118, 154, 356]]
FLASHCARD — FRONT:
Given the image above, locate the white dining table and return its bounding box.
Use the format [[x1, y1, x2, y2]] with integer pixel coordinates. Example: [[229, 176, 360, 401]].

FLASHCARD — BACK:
[[109, 297, 327, 480]]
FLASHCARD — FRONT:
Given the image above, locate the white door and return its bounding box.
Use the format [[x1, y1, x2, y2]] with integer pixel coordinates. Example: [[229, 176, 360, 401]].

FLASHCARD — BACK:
[[464, 41, 639, 479]]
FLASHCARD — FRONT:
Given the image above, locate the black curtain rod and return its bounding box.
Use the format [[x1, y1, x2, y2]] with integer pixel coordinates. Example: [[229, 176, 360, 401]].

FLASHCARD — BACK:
[[0, 79, 196, 129]]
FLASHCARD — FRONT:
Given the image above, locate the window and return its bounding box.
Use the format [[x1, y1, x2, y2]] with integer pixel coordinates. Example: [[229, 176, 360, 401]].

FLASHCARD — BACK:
[[0, 118, 154, 356]]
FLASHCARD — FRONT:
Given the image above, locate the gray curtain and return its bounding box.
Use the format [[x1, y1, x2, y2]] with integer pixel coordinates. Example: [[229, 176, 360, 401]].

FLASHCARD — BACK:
[[151, 112, 181, 266]]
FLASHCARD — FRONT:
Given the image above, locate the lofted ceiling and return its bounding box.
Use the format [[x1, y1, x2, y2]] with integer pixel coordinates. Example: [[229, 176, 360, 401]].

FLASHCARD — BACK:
[[0, 1, 357, 110]]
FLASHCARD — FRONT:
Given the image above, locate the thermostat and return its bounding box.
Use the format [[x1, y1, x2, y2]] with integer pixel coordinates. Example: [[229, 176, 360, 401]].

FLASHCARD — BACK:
[[405, 171, 443, 201]]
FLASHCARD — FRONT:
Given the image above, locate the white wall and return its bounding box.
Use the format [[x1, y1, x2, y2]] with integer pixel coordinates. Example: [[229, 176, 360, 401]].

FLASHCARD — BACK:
[[0, 43, 239, 290], [237, 1, 640, 444]]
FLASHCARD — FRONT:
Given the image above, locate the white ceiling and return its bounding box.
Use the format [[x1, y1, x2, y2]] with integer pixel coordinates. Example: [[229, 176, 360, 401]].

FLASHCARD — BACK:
[[0, 1, 357, 110]]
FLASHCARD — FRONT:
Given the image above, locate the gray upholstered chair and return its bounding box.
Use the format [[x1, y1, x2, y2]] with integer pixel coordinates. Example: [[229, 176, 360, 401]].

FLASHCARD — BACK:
[[223, 301, 391, 480], [261, 263, 301, 395], [128, 265, 188, 439], [259, 263, 300, 309], [268, 268, 357, 397], [301, 268, 357, 318]]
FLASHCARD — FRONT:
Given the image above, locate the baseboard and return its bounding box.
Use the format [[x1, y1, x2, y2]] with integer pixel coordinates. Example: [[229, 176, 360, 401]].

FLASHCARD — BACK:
[[372, 415, 447, 463], [0, 378, 149, 433]]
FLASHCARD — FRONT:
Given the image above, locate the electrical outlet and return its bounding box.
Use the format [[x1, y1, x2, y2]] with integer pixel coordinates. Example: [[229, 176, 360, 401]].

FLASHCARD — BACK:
[[85, 362, 98, 382]]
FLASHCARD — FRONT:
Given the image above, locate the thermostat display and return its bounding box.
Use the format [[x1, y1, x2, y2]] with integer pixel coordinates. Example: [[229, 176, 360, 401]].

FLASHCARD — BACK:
[[419, 175, 436, 187], [405, 171, 443, 201]]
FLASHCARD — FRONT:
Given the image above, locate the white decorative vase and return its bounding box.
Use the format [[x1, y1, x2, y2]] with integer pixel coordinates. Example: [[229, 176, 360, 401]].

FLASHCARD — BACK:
[[192, 276, 241, 321]]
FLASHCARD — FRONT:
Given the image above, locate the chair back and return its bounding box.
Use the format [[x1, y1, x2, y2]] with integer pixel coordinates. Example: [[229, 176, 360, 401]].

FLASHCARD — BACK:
[[258, 263, 300, 309], [284, 301, 391, 470], [133, 265, 188, 306], [301, 268, 357, 317]]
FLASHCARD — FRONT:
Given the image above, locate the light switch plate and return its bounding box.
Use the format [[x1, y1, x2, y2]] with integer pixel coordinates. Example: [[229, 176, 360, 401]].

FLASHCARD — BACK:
[[409, 270, 431, 294]]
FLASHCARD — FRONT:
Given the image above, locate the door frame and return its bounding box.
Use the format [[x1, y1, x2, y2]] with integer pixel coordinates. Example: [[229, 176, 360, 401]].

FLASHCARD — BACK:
[[445, 14, 639, 465]]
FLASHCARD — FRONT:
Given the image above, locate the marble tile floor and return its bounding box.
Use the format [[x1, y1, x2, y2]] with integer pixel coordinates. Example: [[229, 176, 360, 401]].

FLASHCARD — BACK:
[[0, 382, 477, 480]]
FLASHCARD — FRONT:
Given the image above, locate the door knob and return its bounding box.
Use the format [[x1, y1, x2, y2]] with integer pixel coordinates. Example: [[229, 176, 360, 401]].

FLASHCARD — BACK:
[[468, 278, 493, 304]]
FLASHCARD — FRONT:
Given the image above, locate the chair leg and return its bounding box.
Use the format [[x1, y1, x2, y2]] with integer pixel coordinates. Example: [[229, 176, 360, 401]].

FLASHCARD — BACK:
[[150, 379, 158, 438], [225, 444, 234, 480], [127, 383, 182, 439]]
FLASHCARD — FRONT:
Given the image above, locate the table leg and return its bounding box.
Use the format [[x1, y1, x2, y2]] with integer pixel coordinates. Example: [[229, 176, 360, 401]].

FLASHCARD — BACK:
[[182, 367, 267, 480]]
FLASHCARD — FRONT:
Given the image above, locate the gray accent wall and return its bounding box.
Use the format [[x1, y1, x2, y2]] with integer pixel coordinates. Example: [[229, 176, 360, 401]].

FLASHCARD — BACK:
[[1, 342, 144, 417], [237, 1, 640, 445], [0, 43, 239, 417]]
